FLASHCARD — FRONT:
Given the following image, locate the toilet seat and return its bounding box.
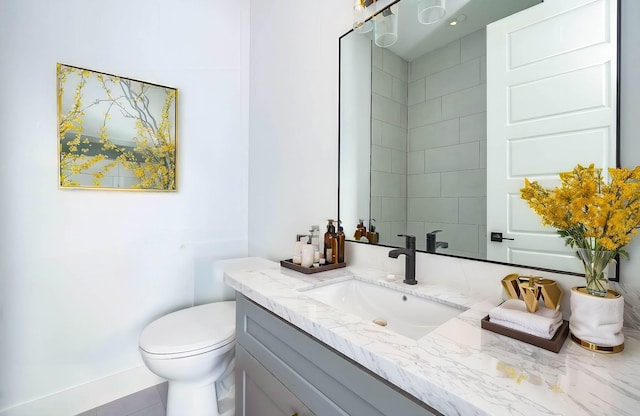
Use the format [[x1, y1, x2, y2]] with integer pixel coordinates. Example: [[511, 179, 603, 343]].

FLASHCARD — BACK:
[[139, 301, 236, 359]]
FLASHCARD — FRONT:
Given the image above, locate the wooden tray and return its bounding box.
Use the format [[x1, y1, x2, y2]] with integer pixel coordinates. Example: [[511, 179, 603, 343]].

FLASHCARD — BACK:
[[280, 259, 346, 274], [481, 315, 569, 353]]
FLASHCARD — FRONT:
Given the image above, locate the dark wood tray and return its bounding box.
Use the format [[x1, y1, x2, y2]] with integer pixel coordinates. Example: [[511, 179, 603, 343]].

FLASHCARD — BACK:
[[280, 259, 346, 274], [481, 315, 569, 353]]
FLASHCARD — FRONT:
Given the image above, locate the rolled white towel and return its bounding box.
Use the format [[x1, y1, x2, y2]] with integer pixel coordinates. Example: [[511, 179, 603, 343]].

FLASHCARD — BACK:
[[490, 316, 563, 340], [489, 299, 562, 339]]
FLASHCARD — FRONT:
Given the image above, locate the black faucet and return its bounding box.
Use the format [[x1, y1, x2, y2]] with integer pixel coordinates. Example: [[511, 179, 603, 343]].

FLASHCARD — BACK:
[[426, 230, 448, 253], [388, 234, 417, 285]]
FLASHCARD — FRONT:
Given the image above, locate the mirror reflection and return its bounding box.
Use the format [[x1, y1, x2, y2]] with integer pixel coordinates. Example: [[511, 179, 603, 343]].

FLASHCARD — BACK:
[[339, 0, 618, 275]]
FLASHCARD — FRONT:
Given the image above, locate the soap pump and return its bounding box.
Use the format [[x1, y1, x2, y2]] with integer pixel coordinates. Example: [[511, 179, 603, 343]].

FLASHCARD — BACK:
[[293, 233, 307, 265], [337, 221, 345, 263], [354, 219, 367, 241], [324, 219, 337, 264], [367, 218, 379, 244], [301, 235, 314, 268], [309, 225, 320, 265]]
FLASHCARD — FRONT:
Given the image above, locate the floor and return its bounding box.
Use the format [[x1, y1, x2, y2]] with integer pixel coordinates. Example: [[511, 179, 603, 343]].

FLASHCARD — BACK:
[[75, 382, 168, 416]]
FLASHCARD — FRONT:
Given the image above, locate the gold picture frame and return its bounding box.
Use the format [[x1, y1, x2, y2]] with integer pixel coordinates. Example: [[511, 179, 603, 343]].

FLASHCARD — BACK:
[[57, 63, 178, 191]]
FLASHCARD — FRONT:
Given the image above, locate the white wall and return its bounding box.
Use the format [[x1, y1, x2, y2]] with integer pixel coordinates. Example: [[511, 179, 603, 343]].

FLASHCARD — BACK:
[[0, 0, 249, 411], [248, 0, 352, 259]]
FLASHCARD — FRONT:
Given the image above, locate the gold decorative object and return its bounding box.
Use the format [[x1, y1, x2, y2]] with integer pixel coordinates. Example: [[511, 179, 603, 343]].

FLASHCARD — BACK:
[[501, 274, 563, 313], [538, 279, 563, 311], [501, 273, 520, 299], [519, 277, 541, 313], [570, 334, 624, 353]]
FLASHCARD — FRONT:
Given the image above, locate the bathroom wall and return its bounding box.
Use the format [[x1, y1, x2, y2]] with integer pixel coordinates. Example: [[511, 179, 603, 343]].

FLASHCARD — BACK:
[[370, 46, 408, 249], [247, 0, 352, 259], [407, 29, 487, 257], [0, 0, 249, 412]]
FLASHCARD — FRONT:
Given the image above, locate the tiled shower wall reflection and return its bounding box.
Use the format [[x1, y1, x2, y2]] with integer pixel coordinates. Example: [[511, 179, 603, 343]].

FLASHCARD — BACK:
[[371, 29, 487, 256], [407, 28, 487, 257], [370, 45, 409, 249]]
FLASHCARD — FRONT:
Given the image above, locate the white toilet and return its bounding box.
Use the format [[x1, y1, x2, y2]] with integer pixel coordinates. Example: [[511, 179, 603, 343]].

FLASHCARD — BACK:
[[139, 301, 236, 416]]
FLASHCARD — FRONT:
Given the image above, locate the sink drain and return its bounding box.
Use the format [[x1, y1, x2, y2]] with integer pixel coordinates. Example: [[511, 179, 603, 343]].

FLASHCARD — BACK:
[[372, 318, 388, 327]]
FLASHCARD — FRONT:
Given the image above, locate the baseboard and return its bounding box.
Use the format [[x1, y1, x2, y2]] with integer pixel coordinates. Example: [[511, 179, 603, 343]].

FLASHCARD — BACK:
[[0, 366, 164, 416]]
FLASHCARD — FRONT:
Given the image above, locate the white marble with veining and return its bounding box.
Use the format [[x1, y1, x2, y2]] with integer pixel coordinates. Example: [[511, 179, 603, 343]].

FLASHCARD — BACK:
[[223, 258, 640, 416]]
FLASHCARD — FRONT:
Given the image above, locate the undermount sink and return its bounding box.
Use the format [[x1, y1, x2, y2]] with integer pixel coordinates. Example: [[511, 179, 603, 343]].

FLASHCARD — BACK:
[[299, 279, 466, 340]]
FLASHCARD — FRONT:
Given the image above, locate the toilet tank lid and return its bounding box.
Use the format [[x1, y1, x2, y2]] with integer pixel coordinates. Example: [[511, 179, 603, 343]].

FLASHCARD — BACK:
[[139, 301, 236, 355]]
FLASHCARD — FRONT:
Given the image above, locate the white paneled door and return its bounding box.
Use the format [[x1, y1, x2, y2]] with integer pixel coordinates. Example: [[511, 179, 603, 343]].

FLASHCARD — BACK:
[[486, 0, 618, 273]]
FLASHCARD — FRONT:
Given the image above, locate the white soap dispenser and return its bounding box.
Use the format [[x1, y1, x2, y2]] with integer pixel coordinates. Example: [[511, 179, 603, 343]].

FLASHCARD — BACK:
[[293, 233, 307, 265], [301, 236, 314, 268], [309, 225, 320, 264]]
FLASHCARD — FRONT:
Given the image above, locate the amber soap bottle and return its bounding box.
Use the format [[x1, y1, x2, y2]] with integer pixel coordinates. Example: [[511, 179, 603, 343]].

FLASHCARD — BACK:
[[324, 219, 336, 264], [337, 225, 345, 263], [354, 219, 366, 240]]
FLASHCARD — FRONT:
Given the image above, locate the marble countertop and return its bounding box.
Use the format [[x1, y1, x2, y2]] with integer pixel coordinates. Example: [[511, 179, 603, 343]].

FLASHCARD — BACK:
[[223, 257, 640, 416]]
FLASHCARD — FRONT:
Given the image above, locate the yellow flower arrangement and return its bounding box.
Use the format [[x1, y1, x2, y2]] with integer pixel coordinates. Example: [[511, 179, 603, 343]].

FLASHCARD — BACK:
[[521, 164, 640, 295], [521, 164, 640, 254]]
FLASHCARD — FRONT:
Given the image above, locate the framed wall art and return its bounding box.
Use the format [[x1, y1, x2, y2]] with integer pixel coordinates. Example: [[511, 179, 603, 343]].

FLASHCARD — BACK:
[[57, 63, 178, 191]]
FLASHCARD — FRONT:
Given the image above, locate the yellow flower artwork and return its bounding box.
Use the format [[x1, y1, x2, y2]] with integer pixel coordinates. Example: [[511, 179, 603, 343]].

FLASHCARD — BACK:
[[57, 63, 178, 191]]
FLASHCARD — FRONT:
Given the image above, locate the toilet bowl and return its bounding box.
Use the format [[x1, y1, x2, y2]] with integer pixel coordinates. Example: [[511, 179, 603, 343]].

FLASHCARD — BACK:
[[139, 301, 236, 416]]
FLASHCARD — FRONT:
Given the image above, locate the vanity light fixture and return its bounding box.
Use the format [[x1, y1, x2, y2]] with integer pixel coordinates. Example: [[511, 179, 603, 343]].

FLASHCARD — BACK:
[[417, 0, 446, 25], [354, 0, 448, 49], [353, 0, 374, 33], [374, 4, 399, 47]]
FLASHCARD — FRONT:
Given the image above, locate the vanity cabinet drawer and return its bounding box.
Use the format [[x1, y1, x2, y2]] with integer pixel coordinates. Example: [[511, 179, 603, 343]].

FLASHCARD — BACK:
[[235, 293, 439, 416], [236, 344, 314, 416]]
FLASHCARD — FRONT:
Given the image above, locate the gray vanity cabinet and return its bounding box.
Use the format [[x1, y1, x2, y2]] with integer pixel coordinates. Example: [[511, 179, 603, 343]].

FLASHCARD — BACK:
[[236, 344, 314, 416], [235, 293, 439, 416]]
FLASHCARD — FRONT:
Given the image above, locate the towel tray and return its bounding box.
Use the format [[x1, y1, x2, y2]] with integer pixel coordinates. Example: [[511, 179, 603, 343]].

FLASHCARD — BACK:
[[481, 316, 570, 353]]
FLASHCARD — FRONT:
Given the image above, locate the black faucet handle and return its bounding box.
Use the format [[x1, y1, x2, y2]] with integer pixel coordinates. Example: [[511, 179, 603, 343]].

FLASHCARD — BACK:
[[397, 234, 416, 248], [427, 230, 442, 235]]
